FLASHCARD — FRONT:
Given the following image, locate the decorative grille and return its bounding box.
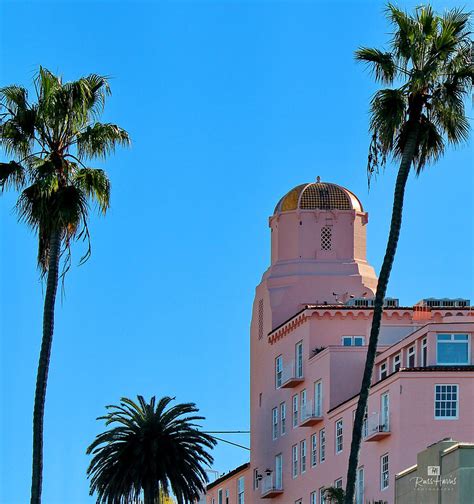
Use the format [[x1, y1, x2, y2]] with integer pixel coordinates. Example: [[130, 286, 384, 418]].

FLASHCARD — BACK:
[[258, 299, 264, 339], [321, 226, 332, 251]]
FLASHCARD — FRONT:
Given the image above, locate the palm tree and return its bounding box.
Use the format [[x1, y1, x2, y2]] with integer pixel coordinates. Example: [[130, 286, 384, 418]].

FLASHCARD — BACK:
[[323, 486, 345, 504], [0, 67, 130, 504], [344, 5, 472, 503], [86, 395, 216, 504]]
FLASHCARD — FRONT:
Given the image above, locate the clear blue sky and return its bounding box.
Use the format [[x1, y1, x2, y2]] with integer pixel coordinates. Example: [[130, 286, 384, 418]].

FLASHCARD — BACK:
[[0, 1, 472, 503]]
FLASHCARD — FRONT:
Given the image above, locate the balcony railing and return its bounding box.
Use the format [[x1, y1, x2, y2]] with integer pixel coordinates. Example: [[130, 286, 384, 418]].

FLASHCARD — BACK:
[[281, 360, 304, 388], [364, 412, 390, 441], [300, 399, 323, 427], [261, 474, 283, 499]]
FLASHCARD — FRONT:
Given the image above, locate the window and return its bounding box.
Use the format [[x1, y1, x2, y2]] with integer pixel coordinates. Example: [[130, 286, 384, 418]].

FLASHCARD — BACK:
[[272, 407, 278, 440], [292, 444, 298, 478], [218, 489, 223, 504], [362, 406, 368, 438], [311, 433, 318, 466], [421, 338, 427, 366], [310, 491, 317, 504], [225, 489, 229, 504], [379, 362, 387, 380], [335, 419, 343, 454], [300, 389, 307, 415], [381, 392, 389, 430], [334, 478, 343, 488], [342, 336, 365, 346], [319, 428, 326, 462], [258, 299, 264, 339], [280, 402, 286, 435], [275, 454, 282, 489], [314, 380, 323, 417], [300, 439, 307, 473], [237, 476, 245, 504], [407, 345, 416, 367], [393, 353, 401, 372], [437, 334, 470, 364], [295, 500, 302, 504], [295, 341, 303, 378], [321, 225, 332, 250], [380, 453, 389, 490], [253, 469, 259, 490], [435, 384, 459, 419], [319, 487, 326, 504], [292, 394, 299, 428], [355, 467, 364, 504], [275, 355, 283, 388]]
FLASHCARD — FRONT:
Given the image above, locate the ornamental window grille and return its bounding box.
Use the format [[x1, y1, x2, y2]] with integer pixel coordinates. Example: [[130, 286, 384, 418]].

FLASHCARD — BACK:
[[321, 226, 332, 251]]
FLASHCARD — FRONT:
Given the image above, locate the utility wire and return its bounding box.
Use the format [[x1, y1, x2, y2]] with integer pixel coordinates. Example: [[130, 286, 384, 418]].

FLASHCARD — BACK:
[[209, 435, 250, 451], [204, 431, 250, 434]]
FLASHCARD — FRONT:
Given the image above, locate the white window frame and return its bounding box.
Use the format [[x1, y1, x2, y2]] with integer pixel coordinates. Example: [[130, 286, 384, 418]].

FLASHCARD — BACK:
[[381, 392, 390, 430], [295, 500, 302, 504], [292, 394, 298, 428], [311, 433, 318, 467], [421, 338, 427, 366], [341, 336, 365, 346], [407, 345, 416, 367], [319, 428, 326, 462], [272, 407, 278, 440], [314, 380, 323, 417], [379, 361, 387, 380], [275, 454, 282, 489], [392, 353, 401, 373], [355, 467, 364, 504], [436, 334, 470, 365], [300, 439, 307, 473], [218, 489, 223, 504], [275, 355, 283, 389], [253, 468, 259, 490], [225, 489, 229, 504], [280, 402, 286, 435], [334, 478, 343, 488], [319, 487, 326, 504], [237, 476, 245, 504], [434, 384, 459, 419], [292, 444, 298, 478], [380, 453, 389, 490], [335, 419, 343, 454], [300, 389, 307, 415], [310, 491, 317, 504], [342, 336, 352, 346], [295, 341, 303, 378]]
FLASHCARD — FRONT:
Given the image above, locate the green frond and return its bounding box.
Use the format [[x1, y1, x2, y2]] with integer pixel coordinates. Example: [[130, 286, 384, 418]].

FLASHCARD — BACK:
[[76, 122, 130, 160], [355, 48, 396, 83], [0, 161, 26, 191], [73, 168, 111, 214], [0, 85, 28, 113], [413, 117, 445, 173], [386, 3, 417, 62], [416, 5, 437, 38]]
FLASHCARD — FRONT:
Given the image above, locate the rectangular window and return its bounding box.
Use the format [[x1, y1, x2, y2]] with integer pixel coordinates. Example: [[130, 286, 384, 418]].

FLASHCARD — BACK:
[[310, 491, 317, 504], [342, 336, 352, 346], [275, 454, 282, 489], [381, 453, 389, 490], [237, 476, 245, 504], [253, 469, 259, 490], [379, 362, 387, 380], [381, 392, 390, 430], [393, 353, 401, 372], [275, 355, 283, 388], [280, 402, 286, 435], [218, 489, 223, 504], [362, 405, 368, 438], [319, 428, 326, 462], [334, 478, 343, 488], [354, 336, 365, 346], [342, 336, 365, 346], [300, 439, 307, 473], [421, 338, 427, 366], [335, 419, 343, 453], [319, 487, 326, 504], [225, 489, 229, 504], [292, 394, 299, 428], [300, 389, 307, 414], [272, 407, 278, 440], [355, 467, 364, 504], [435, 384, 459, 419], [437, 334, 470, 365], [314, 380, 323, 417], [295, 341, 303, 378], [311, 433, 318, 466], [407, 345, 416, 367], [292, 444, 298, 478]]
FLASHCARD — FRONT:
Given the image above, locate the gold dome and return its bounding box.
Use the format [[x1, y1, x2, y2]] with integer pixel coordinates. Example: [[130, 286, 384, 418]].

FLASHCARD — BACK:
[[274, 180, 363, 213]]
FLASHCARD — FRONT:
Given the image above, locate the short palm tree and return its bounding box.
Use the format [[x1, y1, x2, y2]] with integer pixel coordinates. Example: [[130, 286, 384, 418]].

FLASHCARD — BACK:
[[86, 396, 216, 504], [345, 5, 472, 503], [324, 486, 345, 504], [0, 67, 130, 504]]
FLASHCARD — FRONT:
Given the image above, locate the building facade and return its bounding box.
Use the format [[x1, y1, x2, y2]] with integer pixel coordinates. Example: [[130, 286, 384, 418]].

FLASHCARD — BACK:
[[202, 181, 474, 504]]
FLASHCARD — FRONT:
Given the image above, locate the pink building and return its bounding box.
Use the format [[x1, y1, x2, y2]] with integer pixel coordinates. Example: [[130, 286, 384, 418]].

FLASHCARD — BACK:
[[202, 181, 474, 504]]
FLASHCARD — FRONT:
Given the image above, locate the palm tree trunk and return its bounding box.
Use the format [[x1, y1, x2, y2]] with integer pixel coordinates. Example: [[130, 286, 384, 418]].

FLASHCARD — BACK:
[[344, 122, 420, 504], [143, 484, 155, 504], [30, 230, 61, 504]]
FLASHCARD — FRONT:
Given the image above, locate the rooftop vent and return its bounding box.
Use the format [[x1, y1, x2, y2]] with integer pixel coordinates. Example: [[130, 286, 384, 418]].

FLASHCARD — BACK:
[[346, 297, 399, 308], [415, 298, 470, 308]]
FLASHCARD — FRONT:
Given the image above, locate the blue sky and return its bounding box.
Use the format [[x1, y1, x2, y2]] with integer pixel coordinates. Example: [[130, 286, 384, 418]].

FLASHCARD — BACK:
[[0, 1, 472, 503]]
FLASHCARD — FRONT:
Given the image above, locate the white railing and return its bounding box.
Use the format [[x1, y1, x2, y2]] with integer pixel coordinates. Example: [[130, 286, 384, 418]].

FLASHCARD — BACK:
[[281, 360, 303, 384], [261, 474, 282, 495], [365, 412, 390, 437], [301, 399, 322, 422]]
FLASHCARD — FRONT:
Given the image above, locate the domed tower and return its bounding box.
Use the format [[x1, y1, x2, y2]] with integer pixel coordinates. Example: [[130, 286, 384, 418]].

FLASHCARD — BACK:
[[255, 179, 378, 330]]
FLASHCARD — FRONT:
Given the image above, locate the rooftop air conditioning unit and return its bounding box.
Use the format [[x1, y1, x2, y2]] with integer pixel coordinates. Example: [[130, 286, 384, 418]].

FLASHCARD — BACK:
[[417, 298, 470, 308]]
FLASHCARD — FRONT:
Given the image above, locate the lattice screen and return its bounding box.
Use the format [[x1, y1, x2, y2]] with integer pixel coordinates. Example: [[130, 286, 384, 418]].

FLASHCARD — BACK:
[[321, 226, 332, 251], [258, 299, 264, 339]]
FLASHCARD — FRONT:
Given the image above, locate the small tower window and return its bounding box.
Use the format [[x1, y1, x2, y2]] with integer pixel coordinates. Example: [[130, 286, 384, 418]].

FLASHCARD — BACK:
[[258, 299, 264, 339], [321, 226, 332, 250]]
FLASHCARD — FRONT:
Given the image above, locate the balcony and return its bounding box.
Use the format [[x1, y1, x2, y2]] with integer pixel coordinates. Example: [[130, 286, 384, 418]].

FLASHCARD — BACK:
[[364, 412, 390, 442], [300, 399, 323, 427], [281, 360, 304, 388], [261, 474, 283, 499]]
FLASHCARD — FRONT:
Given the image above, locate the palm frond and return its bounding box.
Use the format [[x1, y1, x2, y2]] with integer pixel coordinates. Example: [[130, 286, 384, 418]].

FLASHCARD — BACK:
[[73, 168, 110, 214], [0, 85, 28, 113], [355, 48, 396, 83], [76, 122, 130, 160], [0, 161, 26, 191]]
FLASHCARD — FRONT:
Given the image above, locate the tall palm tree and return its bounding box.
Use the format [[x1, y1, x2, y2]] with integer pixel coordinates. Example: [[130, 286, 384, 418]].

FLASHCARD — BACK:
[[344, 5, 472, 503], [86, 395, 216, 504], [0, 67, 130, 504]]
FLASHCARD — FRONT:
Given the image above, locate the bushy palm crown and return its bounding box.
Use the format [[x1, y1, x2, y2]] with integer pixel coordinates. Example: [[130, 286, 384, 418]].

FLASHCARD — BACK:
[[0, 67, 130, 271], [356, 4, 473, 180], [86, 396, 216, 504]]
